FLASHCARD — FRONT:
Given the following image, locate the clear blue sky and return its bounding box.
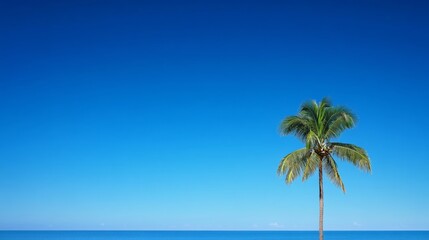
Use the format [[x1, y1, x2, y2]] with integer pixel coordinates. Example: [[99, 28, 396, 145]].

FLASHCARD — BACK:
[[0, 0, 428, 231]]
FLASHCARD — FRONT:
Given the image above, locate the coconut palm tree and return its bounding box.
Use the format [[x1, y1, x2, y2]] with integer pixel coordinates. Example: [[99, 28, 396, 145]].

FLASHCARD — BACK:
[[277, 98, 371, 240]]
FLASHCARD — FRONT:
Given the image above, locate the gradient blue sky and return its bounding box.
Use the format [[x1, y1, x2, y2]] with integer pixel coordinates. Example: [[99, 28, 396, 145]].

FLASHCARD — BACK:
[[0, 0, 428, 231]]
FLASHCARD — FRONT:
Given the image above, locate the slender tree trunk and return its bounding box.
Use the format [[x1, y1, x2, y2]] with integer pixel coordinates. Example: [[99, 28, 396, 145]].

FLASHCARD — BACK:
[[319, 157, 324, 240]]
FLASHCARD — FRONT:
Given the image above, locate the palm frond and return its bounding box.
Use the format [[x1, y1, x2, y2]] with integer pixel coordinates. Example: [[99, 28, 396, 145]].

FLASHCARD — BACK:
[[300, 100, 319, 121], [330, 142, 371, 172], [325, 154, 346, 192], [306, 130, 320, 149], [277, 148, 310, 184], [324, 107, 356, 139], [302, 151, 319, 181], [299, 100, 319, 133], [299, 98, 332, 138], [317, 98, 332, 131], [279, 115, 310, 141], [319, 97, 332, 109]]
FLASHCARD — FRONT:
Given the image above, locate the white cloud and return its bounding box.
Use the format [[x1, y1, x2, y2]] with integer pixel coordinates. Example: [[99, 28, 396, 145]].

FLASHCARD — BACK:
[[352, 221, 362, 227], [269, 222, 284, 228]]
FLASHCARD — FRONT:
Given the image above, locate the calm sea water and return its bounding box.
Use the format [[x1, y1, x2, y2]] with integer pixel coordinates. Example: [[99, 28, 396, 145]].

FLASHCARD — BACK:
[[0, 231, 428, 240]]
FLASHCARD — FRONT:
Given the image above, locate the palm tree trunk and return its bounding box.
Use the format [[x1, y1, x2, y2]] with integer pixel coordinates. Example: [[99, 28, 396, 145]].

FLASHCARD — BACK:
[[319, 157, 324, 240]]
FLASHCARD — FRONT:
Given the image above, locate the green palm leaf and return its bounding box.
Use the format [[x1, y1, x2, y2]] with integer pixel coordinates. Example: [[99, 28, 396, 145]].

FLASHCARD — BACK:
[[277, 148, 310, 184], [330, 142, 371, 172], [324, 107, 356, 139], [279, 116, 310, 142], [324, 155, 346, 192], [299, 100, 319, 134], [302, 151, 319, 181]]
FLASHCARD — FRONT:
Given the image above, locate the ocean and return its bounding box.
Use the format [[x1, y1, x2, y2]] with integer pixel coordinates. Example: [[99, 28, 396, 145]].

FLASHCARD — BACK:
[[0, 231, 428, 240]]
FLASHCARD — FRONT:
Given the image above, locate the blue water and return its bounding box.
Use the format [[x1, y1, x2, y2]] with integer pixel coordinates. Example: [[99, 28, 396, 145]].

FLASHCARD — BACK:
[[0, 231, 428, 240]]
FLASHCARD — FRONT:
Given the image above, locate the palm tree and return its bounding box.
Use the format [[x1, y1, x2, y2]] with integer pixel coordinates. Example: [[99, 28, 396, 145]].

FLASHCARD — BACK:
[[277, 98, 371, 240]]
